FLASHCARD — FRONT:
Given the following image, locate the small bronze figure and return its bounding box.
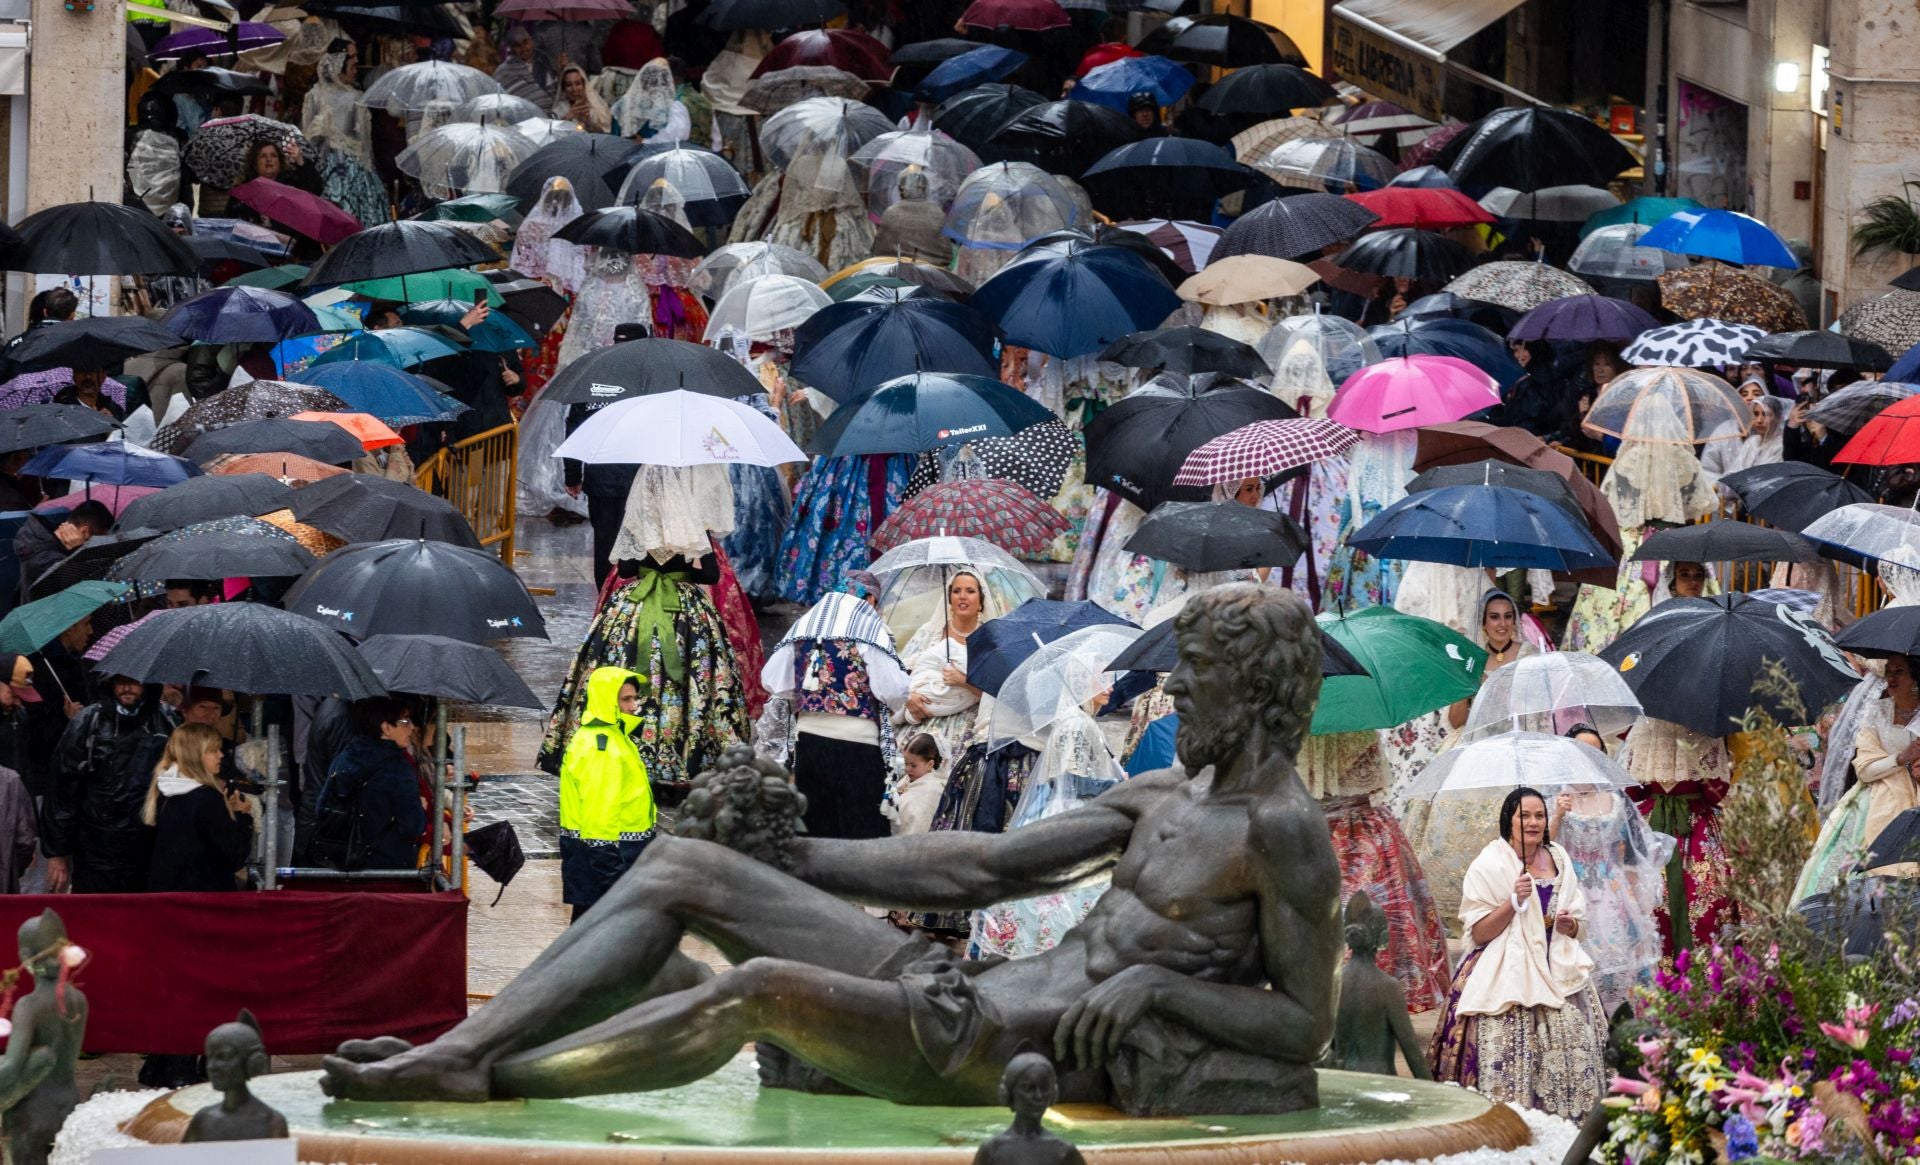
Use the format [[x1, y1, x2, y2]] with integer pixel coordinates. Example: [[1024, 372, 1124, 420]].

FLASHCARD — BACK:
[[184, 1010, 290, 1143], [0, 910, 86, 1165], [972, 1053, 1084, 1165], [1328, 892, 1431, 1079]]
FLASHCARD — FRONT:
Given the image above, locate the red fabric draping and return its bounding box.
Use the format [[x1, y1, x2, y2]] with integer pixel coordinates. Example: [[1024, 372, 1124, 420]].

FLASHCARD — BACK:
[[0, 891, 466, 1054]]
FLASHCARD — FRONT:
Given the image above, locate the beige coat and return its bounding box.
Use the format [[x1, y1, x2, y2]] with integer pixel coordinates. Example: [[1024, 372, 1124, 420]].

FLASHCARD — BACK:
[[1457, 839, 1594, 1017], [1853, 723, 1920, 877]]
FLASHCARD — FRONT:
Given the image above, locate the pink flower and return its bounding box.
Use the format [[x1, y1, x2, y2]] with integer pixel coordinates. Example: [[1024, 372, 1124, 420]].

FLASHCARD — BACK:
[[1610, 1075, 1651, 1096], [1820, 1020, 1871, 1050]]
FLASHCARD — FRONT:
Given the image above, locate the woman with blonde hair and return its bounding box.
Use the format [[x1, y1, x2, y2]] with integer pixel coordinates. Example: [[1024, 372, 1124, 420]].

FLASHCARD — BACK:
[[144, 722, 253, 892]]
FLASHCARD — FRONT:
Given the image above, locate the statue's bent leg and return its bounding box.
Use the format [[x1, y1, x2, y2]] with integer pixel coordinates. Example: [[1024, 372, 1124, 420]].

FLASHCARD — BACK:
[[492, 957, 963, 1104]]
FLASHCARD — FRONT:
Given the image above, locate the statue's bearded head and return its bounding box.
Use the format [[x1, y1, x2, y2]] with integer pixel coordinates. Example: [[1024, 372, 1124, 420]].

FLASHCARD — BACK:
[[1168, 585, 1322, 775]]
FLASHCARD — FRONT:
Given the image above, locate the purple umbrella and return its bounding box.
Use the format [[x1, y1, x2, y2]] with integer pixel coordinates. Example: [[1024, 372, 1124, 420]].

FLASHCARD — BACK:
[[0, 369, 128, 411], [149, 23, 287, 61], [1507, 294, 1660, 344]]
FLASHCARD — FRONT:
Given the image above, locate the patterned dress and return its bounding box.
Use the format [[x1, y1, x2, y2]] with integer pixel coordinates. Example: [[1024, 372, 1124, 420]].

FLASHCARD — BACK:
[[1620, 718, 1738, 954], [1557, 793, 1671, 1014], [775, 454, 911, 606]]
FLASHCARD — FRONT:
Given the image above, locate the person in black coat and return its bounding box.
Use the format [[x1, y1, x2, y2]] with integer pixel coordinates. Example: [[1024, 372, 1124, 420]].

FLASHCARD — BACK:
[[43, 675, 180, 893], [314, 698, 425, 872], [564, 322, 651, 586], [144, 722, 253, 893]]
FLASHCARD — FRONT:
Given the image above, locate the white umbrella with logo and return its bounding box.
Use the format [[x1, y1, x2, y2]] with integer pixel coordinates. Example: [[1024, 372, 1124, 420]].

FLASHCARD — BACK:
[[551, 389, 806, 468]]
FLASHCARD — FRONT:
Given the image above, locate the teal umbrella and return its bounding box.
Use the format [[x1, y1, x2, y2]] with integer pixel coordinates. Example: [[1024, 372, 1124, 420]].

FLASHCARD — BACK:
[[224, 264, 309, 291], [398, 299, 536, 352], [1311, 607, 1485, 734], [0, 580, 130, 653], [420, 193, 522, 225], [308, 327, 465, 369], [1579, 195, 1704, 238]]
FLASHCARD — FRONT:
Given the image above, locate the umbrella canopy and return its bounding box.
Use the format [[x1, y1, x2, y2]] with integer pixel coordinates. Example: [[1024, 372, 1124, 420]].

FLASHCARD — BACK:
[[1461, 652, 1643, 740], [23, 443, 199, 487], [1172, 417, 1358, 486], [960, 0, 1069, 30], [309, 330, 465, 372], [1116, 219, 1221, 274], [288, 473, 481, 548], [1229, 115, 1340, 162], [1328, 355, 1501, 434], [965, 599, 1133, 696], [1345, 188, 1493, 230], [1174, 255, 1317, 306], [394, 122, 539, 196], [916, 46, 1029, 105], [362, 60, 500, 116], [1803, 503, 1920, 568], [751, 27, 889, 80], [740, 65, 870, 115], [1250, 136, 1395, 195], [342, 266, 501, 306], [1632, 523, 1819, 565], [0, 404, 114, 456], [161, 286, 321, 344], [228, 179, 362, 245], [1568, 222, 1694, 282], [1109, 607, 1366, 679], [1349, 482, 1614, 571], [852, 128, 983, 219], [989, 624, 1143, 744], [990, 100, 1145, 178], [301, 221, 497, 288], [115, 473, 293, 533], [1837, 291, 1920, 357], [0, 580, 129, 654], [760, 97, 895, 170], [806, 372, 1053, 458], [1584, 366, 1749, 444], [452, 94, 546, 127], [1139, 14, 1305, 68], [1403, 731, 1635, 799], [1312, 607, 1484, 734], [1657, 264, 1806, 333], [109, 523, 316, 582], [1195, 63, 1335, 119], [1399, 291, 1520, 334], [178, 114, 310, 190], [288, 362, 465, 426], [202, 452, 349, 485], [1621, 317, 1767, 368], [790, 294, 1001, 404], [356, 634, 541, 708], [867, 534, 1044, 590], [1210, 191, 1378, 261], [1432, 105, 1636, 195], [1582, 195, 1704, 236], [503, 135, 641, 213], [1072, 55, 1195, 112], [25, 526, 158, 601], [1084, 386, 1296, 509], [1259, 312, 1381, 393], [552, 205, 704, 257], [920, 418, 1078, 499], [1477, 184, 1619, 223], [704, 274, 832, 341], [870, 479, 1069, 556], [183, 418, 366, 465], [284, 538, 546, 642], [931, 84, 1048, 159], [970, 240, 1180, 358], [1598, 594, 1857, 737], [1440, 261, 1592, 313], [1720, 462, 1874, 533], [7, 316, 184, 373], [149, 22, 285, 60], [539, 337, 762, 405], [1508, 295, 1658, 343], [1334, 228, 1473, 282], [150, 379, 353, 454], [825, 258, 977, 300], [1639, 208, 1797, 268], [96, 601, 385, 698], [226, 264, 309, 291], [553, 390, 805, 468], [1806, 380, 1920, 434], [1835, 606, 1920, 660], [690, 242, 829, 302], [0, 370, 126, 411], [1100, 326, 1269, 379], [1125, 500, 1307, 571], [1080, 137, 1255, 220], [701, 0, 846, 27], [1406, 460, 1587, 524], [396, 300, 535, 353], [1745, 330, 1893, 372], [942, 163, 1081, 250], [1834, 397, 1920, 466], [290, 411, 400, 451]]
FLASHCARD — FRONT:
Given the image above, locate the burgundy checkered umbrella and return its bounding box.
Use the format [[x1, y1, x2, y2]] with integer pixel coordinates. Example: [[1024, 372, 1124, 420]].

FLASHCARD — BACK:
[[870, 478, 1069, 557], [1172, 417, 1361, 487]]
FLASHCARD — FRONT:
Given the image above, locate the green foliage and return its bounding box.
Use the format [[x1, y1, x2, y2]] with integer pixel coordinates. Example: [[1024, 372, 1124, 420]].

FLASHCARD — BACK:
[[1853, 181, 1920, 260]]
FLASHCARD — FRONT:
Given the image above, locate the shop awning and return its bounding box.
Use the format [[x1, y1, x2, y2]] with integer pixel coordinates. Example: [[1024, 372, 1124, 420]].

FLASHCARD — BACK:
[[1328, 0, 1540, 121], [1332, 0, 1529, 59]]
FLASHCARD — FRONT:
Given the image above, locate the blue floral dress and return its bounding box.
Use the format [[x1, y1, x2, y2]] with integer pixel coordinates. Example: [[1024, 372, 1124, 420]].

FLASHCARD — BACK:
[[775, 454, 911, 606]]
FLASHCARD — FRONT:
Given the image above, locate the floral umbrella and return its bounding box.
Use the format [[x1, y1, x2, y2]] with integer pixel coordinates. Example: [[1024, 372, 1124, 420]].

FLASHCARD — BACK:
[[1440, 261, 1592, 313], [1837, 290, 1920, 357], [151, 380, 351, 455], [0, 370, 128, 411], [870, 478, 1069, 556], [1656, 262, 1806, 333], [1583, 366, 1750, 444], [182, 115, 311, 189]]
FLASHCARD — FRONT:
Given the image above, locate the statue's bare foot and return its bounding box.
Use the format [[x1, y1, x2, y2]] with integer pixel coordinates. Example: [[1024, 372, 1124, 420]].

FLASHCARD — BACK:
[[332, 1036, 415, 1064], [320, 1048, 492, 1103]]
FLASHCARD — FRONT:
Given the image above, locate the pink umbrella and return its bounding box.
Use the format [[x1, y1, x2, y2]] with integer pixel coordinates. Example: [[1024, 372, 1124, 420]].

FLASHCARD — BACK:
[[85, 610, 178, 662], [229, 179, 363, 246], [1327, 355, 1501, 435], [495, 0, 633, 16], [36, 484, 162, 517]]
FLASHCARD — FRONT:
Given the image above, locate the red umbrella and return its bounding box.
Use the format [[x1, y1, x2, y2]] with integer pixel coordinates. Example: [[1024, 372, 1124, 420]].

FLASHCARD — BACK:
[[229, 179, 362, 246], [1833, 397, 1920, 466], [1076, 41, 1142, 75], [1346, 188, 1493, 230], [871, 478, 1069, 556], [962, 0, 1070, 32], [600, 19, 666, 70], [750, 29, 892, 81]]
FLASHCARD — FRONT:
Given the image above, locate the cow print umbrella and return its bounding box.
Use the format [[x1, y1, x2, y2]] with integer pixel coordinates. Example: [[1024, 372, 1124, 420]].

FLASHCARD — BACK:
[[1620, 318, 1766, 369]]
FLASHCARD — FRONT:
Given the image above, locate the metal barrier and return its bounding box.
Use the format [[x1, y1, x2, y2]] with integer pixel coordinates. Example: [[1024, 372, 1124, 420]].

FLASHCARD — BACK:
[[415, 421, 519, 563]]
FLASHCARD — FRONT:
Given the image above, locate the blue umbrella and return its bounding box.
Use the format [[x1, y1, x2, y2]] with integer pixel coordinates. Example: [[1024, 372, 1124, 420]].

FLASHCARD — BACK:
[[289, 361, 468, 426], [917, 45, 1028, 104], [1579, 194, 1703, 238], [307, 327, 464, 370], [965, 597, 1133, 695], [1638, 208, 1797, 268], [806, 372, 1055, 457], [790, 290, 1002, 404], [23, 442, 202, 487], [399, 299, 537, 352], [1367, 317, 1525, 390], [1388, 165, 1455, 189], [1348, 482, 1614, 571], [971, 240, 1181, 358], [161, 286, 322, 344], [1071, 55, 1195, 112], [1508, 294, 1660, 343]]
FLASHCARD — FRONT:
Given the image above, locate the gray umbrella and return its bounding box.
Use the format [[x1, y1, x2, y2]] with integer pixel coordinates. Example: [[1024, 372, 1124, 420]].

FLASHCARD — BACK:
[[356, 634, 541, 708], [1211, 192, 1380, 261], [94, 600, 385, 699], [115, 474, 295, 533]]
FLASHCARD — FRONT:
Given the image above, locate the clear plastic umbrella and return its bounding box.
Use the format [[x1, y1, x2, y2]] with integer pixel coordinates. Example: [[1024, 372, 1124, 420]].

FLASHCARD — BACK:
[[1803, 503, 1920, 565], [1249, 136, 1395, 194], [513, 117, 584, 148], [455, 92, 545, 125], [689, 242, 830, 302], [1258, 311, 1381, 395], [1583, 366, 1749, 444], [614, 146, 752, 219], [869, 535, 1046, 645], [1402, 730, 1637, 798], [1461, 652, 1643, 741], [868, 534, 1043, 583], [702, 273, 831, 341], [1568, 223, 1692, 282], [362, 60, 501, 117], [395, 122, 539, 195], [853, 126, 982, 219], [943, 162, 1079, 250], [990, 624, 1143, 745], [760, 96, 895, 170]]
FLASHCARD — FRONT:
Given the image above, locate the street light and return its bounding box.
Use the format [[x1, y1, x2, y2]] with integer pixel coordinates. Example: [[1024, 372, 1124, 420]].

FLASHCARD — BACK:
[[1774, 60, 1802, 93]]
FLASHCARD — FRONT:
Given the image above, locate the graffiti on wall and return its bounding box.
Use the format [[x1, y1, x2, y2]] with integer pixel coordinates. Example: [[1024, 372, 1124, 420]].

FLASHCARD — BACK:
[[1673, 80, 1749, 210]]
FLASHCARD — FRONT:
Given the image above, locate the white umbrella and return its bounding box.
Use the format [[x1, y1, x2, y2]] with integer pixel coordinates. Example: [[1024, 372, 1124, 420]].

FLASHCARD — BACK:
[[703, 274, 831, 340], [990, 624, 1143, 745], [689, 242, 830, 302], [550, 389, 806, 468], [362, 60, 500, 117], [1403, 730, 1637, 799], [1803, 503, 1920, 565], [395, 122, 539, 194], [513, 117, 584, 148], [1569, 223, 1692, 282], [455, 92, 545, 125], [1461, 652, 1643, 741]]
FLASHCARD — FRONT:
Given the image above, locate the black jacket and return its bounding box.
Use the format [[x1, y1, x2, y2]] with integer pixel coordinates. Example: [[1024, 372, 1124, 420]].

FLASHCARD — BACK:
[[148, 782, 252, 892], [12, 515, 70, 601], [44, 695, 180, 870], [321, 736, 425, 871]]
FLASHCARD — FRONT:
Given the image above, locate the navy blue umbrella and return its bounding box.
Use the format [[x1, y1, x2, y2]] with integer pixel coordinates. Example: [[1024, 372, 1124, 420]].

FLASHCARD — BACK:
[[965, 598, 1134, 695], [1348, 482, 1614, 571], [917, 45, 1027, 104], [806, 372, 1054, 457], [161, 286, 321, 344], [1508, 294, 1659, 344], [1368, 317, 1525, 391], [290, 361, 469, 426], [1080, 136, 1255, 221], [790, 290, 1002, 404], [22, 443, 201, 487], [971, 240, 1181, 359]]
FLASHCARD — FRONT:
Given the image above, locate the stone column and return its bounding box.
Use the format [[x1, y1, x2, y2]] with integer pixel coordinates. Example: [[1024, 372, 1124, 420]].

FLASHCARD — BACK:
[[24, 0, 127, 214], [1818, 0, 1920, 313]]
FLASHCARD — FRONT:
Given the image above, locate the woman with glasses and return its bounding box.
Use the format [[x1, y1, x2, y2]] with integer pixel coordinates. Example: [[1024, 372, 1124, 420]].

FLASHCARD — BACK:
[[309, 697, 426, 873]]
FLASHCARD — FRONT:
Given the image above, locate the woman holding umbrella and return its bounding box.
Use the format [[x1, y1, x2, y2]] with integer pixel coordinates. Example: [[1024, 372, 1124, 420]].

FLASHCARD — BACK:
[[301, 39, 389, 231]]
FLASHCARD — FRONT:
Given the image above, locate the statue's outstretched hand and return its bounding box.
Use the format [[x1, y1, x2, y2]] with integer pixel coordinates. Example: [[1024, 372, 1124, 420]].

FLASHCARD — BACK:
[[1053, 965, 1167, 1069]]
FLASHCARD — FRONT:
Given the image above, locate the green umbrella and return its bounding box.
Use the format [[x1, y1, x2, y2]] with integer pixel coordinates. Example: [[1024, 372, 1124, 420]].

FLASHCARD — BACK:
[[1311, 607, 1486, 734], [1579, 195, 1704, 239], [224, 264, 310, 291], [421, 193, 522, 225], [344, 268, 504, 307], [0, 580, 131, 654]]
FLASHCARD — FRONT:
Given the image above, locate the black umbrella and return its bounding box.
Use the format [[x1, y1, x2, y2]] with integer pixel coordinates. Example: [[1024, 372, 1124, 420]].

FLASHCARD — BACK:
[[892, 38, 982, 66], [356, 633, 541, 708], [115, 473, 294, 533], [1402, 291, 1521, 334], [964, 599, 1134, 696], [540, 337, 762, 405], [1433, 106, 1638, 195], [301, 221, 498, 288], [1867, 807, 1920, 869], [1108, 611, 1367, 677], [990, 100, 1144, 178], [1079, 136, 1256, 220], [0, 404, 115, 456], [300, 1, 464, 34], [554, 206, 707, 258], [1742, 330, 1895, 372], [109, 528, 316, 581], [95, 600, 385, 699], [908, 416, 1078, 499], [1210, 192, 1379, 261], [1195, 63, 1337, 119], [700, 0, 844, 27], [1125, 499, 1307, 571], [187, 234, 272, 268], [1796, 879, 1919, 959], [1719, 462, 1875, 533], [503, 134, 642, 214], [15, 201, 198, 276], [931, 83, 1048, 160], [283, 538, 546, 643], [1896, 268, 1920, 293], [9, 316, 186, 373], [1631, 523, 1821, 564], [486, 271, 570, 336], [183, 419, 366, 465], [28, 527, 161, 601], [790, 292, 1002, 404], [1084, 386, 1297, 510], [1335, 228, 1475, 281], [1138, 14, 1305, 67], [147, 66, 273, 98], [1597, 593, 1859, 736], [1836, 605, 1920, 659], [806, 372, 1055, 457], [1099, 326, 1269, 379], [289, 473, 483, 548]]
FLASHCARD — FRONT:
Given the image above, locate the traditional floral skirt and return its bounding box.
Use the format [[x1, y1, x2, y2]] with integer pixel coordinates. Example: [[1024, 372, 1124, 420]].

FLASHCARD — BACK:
[[1325, 795, 1452, 1013], [1427, 945, 1609, 1119]]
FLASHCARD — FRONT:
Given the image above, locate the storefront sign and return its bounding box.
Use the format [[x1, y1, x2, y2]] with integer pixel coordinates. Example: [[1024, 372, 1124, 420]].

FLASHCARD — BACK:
[[1328, 18, 1447, 121]]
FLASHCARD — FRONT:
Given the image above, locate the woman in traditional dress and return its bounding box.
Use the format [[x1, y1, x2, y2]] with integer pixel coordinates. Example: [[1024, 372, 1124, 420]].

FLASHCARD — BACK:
[[1619, 715, 1736, 954], [1797, 652, 1920, 901], [774, 453, 910, 606], [551, 64, 612, 134], [1428, 787, 1608, 1118], [610, 58, 689, 143], [632, 179, 708, 340], [299, 38, 390, 230], [512, 177, 589, 525], [1325, 429, 1417, 610], [536, 465, 750, 805], [1700, 391, 1788, 491], [894, 570, 1000, 752], [752, 131, 875, 271]]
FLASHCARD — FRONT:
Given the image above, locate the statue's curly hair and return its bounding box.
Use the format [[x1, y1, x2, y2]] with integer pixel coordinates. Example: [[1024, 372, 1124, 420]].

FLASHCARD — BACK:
[[671, 745, 809, 871], [1174, 584, 1322, 757]]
